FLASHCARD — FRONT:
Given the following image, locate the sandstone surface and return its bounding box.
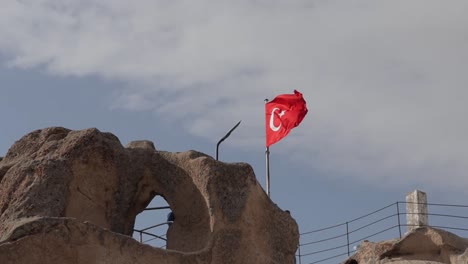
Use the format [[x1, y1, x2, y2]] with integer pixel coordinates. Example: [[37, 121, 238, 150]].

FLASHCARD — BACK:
[[344, 227, 468, 264], [0, 127, 299, 264]]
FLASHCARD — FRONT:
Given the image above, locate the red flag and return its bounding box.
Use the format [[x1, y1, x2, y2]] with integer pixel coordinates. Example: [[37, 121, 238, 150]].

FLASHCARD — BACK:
[[265, 90, 308, 147]]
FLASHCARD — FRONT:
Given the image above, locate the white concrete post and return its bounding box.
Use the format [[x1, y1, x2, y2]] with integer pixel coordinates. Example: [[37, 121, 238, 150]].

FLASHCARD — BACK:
[[406, 190, 428, 232]]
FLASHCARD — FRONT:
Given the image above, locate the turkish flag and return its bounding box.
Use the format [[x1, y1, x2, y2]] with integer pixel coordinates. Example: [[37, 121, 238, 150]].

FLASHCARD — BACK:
[[265, 90, 308, 147]]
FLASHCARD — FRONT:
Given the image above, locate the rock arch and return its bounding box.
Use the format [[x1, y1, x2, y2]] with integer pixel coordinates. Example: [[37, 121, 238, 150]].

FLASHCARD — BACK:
[[0, 127, 299, 264]]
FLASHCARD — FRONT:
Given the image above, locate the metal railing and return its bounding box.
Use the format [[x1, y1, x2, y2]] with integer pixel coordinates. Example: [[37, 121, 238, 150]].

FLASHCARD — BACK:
[[297, 201, 468, 264], [133, 206, 172, 248], [133, 201, 468, 263], [133, 221, 173, 246]]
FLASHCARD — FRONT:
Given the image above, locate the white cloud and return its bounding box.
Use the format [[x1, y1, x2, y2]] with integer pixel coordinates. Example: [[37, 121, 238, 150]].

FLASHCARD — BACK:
[[1, 0, 467, 189]]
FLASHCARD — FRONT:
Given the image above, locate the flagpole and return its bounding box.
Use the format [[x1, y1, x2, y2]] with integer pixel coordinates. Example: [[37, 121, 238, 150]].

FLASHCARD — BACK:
[[266, 146, 270, 197], [264, 99, 271, 197]]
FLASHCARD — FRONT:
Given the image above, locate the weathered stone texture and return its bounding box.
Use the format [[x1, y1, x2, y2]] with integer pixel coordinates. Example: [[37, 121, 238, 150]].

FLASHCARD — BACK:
[[406, 190, 428, 232], [0, 127, 298, 264], [344, 227, 468, 264]]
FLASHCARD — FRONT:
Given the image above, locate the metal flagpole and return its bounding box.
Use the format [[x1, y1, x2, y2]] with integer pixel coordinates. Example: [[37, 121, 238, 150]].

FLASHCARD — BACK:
[[216, 120, 241, 160], [264, 99, 271, 197], [266, 146, 270, 197]]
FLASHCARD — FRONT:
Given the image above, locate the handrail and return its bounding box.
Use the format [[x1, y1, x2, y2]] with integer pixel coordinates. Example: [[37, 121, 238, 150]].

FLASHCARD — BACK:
[[348, 213, 397, 234], [138, 221, 173, 232], [136, 230, 167, 241], [144, 234, 166, 243], [348, 225, 398, 245], [143, 206, 171, 211], [300, 233, 348, 247], [347, 202, 396, 223], [133, 221, 173, 245], [398, 201, 468, 208], [134, 200, 468, 264], [298, 201, 468, 264], [300, 222, 347, 236]]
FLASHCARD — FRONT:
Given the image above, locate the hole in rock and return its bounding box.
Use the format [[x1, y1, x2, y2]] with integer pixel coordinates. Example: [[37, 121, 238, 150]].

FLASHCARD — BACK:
[[133, 195, 173, 249]]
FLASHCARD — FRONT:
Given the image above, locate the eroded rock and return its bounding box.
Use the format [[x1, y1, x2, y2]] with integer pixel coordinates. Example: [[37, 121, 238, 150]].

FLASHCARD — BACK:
[[125, 140, 156, 151], [0, 127, 298, 264], [344, 227, 468, 264]]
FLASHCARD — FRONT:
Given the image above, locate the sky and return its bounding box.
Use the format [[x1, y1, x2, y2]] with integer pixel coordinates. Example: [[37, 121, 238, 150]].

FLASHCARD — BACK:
[[1, 0, 468, 262]]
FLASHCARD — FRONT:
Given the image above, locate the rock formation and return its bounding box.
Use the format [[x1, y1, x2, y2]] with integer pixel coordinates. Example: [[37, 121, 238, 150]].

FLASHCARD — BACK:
[[344, 227, 468, 264], [0, 127, 299, 264]]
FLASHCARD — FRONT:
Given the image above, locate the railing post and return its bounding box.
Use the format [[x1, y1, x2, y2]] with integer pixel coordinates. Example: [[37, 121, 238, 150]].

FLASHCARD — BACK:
[[139, 231, 143, 243], [297, 244, 302, 264], [346, 222, 350, 256], [396, 202, 402, 238]]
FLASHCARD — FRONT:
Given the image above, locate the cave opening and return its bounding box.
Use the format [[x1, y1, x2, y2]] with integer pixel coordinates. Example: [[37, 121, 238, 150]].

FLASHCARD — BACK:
[[132, 195, 173, 248]]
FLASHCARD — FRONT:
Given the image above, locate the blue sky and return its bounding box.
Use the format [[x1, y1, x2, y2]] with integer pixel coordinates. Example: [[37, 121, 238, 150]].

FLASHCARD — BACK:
[[1, 0, 468, 259]]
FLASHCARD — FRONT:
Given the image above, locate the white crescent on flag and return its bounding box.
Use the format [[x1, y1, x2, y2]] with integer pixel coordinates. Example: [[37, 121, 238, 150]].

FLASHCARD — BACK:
[[269, 108, 286, 132]]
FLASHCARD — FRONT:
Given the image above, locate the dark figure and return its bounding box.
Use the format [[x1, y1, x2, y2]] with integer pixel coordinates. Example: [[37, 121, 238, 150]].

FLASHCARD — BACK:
[[167, 211, 175, 226]]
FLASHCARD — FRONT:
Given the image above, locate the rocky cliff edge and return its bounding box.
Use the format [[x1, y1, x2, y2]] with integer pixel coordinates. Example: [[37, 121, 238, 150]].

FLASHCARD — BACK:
[[0, 127, 299, 264]]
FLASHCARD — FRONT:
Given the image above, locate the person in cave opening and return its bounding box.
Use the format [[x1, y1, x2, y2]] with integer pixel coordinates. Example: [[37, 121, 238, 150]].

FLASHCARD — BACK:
[[167, 211, 175, 226]]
